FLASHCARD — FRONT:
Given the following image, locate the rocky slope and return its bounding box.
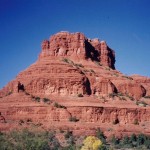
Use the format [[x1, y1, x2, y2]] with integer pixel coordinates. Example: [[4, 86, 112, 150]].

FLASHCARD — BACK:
[[0, 31, 150, 137]]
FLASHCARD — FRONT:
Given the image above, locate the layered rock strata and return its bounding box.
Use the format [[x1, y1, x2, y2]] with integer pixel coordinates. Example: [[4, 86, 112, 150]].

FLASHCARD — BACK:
[[0, 31, 150, 137], [39, 32, 115, 69], [0, 32, 148, 99]]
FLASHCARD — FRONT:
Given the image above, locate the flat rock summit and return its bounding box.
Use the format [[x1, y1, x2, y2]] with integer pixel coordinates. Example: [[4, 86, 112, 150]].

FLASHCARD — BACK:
[[0, 31, 150, 137]]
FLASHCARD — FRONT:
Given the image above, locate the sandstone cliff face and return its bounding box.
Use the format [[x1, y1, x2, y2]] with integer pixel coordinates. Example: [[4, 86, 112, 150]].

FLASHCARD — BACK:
[[0, 32, 148, 100], [111, 79, 146, 99], [39, 32, 115, 69], [131, 75, 150, 96], [0, 31, 150, 136], [67, 106, 150, 124], [1, 92, 150, 136], [2, 104, 150, 125], [1, 61, 91, 97], [91, 78, 117, 96]]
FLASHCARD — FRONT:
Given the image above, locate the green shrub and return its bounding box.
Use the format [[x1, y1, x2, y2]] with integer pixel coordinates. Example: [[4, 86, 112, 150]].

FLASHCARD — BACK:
[[54, 102, 66, 109], [122, 76, 133, 80], [110, 135, 120, 145], [109, 133, 150, 149], [144, 139, 150, 149], [75, 63, 84, 68], [130, 134, 137, 142], [35, 97, 40, 102], [90, 69, 95, 73], [43, 98, 52, 103], [122, 135, 130, 145], [19, 119, 24, 125], [64, 130, 73, 139], [141, 101, 148, 107], [62, 58, 69, 63], [0, 132, 14, 150], [113, 73, 119, 77], [63, 145, 76, 150], [105, 67, 110, 71], [137, 134, 147, 146], [27, 118, 32, 122], [48, 132, 61, 149], [59, 129, 65, 133], [0, 129, 51, 150], [3, 127, 150, 150], [117, 92, 124, 96], [98, 144, 109, 150], [54, 102, 59, 108], [125, 94, 134, 100], [83, 69, 90, 72], [30, 95, 41, 102], [136, 101, 148, 107], [95, 61, 102, 66], [109, 92, 124, 98], [96, 128, 106, 144], [119, 96, 126, 101]]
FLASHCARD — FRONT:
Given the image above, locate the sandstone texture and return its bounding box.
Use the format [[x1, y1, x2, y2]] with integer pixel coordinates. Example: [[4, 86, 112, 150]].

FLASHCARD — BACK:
[[39, 32, 115, 69], [0, 31, 150, 137]]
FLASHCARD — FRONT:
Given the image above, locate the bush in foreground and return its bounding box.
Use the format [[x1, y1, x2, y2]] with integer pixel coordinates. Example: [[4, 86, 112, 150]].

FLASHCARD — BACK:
[[81, 136, 102, 150]]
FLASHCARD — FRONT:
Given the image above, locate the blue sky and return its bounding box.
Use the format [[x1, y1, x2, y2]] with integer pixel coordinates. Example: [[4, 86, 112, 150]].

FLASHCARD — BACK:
[[0, 0, 150, 89]]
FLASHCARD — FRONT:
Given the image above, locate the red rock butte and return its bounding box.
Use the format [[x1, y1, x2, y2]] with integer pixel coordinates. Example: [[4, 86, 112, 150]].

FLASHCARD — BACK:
[[0, 31, 150, 137]]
